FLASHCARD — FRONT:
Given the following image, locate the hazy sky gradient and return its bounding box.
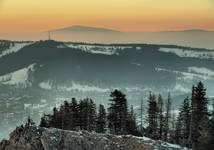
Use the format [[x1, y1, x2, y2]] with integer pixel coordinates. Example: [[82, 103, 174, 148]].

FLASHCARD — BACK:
[[0, 0, 213, 32]]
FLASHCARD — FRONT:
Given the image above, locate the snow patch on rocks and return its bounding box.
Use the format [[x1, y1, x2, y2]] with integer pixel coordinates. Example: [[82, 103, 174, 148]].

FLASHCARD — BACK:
[[0, 126, 183, 150]]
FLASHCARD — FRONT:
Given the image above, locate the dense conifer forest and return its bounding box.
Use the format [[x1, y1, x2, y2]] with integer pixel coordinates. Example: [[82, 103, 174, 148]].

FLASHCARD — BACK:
[[37, 81, 214, 149]]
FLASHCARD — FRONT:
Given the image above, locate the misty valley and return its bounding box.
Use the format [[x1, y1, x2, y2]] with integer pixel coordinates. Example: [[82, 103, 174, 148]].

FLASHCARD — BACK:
[[0, 39, 214, 149]]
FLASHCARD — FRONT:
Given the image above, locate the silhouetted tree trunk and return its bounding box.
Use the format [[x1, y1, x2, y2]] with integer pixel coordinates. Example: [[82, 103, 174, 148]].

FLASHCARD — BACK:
[[157, 94, 164, 140]]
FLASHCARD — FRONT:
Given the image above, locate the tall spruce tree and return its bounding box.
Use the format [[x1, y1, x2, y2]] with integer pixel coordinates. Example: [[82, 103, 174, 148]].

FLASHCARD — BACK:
[[175, 97, 191, 147], [169, 107, 176, 143], [163, 92, 172, 142], [157, 94, 164, 140], [208, 98, 214, 149], [147, 92, 158, 139], [63, 100, 70, 130], [88, 99, 97, 131], [139, 98, 144, 135], [181, 97, 191, 147], [126, 105, 138, 135], [50, 107, 62, 129], [96, 104, 107, 133], [79, 98, 97, 131], [190, 82, 209, 150], [69, 98, 79, 130], [188, 85, 195, 147], [175, 112, 182, 145], [108, 90, 128, 135]]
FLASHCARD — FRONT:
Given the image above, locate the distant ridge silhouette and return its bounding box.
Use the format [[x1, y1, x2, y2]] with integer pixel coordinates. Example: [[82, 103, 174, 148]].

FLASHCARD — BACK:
[[50, 25, 121, 33]]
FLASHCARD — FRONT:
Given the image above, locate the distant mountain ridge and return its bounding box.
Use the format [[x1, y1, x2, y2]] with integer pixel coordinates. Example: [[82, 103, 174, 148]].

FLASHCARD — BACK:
[[50, 25, 212, 33], [1, 25, 214, 49], [161, 29, 212, 33], [50, 25, 121, 33]]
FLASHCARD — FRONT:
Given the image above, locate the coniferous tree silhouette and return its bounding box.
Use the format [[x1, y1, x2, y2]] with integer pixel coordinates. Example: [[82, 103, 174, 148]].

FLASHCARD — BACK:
[[207, 98, 214, 149], [70, 98, 79, 130], [163, 92, 172, 142], [108, 89, 128, 135], [175, 97, 191, 147], [157, 94, 164, 140], [126, 105, 139, 135], [190, 82, 209, 150], [96, 104, 106, 133], [147, 92, 158, 139]]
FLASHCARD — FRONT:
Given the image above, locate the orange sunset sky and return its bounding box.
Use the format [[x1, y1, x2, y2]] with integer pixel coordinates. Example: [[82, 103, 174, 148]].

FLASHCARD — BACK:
[[0, 0, 213, 32]]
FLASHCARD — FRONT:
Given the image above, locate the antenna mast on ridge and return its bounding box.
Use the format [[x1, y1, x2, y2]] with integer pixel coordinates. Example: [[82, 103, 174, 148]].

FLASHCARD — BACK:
[[48, 31, 51, 40]]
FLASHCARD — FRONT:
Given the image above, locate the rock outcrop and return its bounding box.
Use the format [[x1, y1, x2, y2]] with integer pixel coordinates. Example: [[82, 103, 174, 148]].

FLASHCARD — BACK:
[[0, 125, 182, 150]]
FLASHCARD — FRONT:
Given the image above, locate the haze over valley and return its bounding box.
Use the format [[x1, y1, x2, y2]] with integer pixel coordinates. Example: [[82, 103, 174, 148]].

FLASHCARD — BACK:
[[1, 26, 214, 49], [1, 39, 214, 139]]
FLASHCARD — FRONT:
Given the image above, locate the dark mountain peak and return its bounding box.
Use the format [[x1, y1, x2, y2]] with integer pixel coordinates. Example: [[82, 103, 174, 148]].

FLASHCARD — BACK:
[[164, 29, 210, 33], [51, 25, 121, 33], [160, 28, 211, 33], [181, 29, 209, 32]]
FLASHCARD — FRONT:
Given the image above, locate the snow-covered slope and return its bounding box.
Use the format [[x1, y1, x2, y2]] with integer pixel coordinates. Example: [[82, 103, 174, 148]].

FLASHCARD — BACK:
[[0, 43, 31, 58], [0, 63, 36, 86]]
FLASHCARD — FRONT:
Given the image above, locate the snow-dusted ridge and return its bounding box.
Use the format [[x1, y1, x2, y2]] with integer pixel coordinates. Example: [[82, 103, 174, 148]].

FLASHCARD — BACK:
[[66, 43, 132, 55], [0, 43, 32, 58], [159, 47, 214, 59], [155, 67, 214, 80]]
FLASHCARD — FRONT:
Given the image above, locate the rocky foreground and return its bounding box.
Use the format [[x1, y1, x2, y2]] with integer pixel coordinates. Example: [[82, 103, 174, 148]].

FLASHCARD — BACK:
[[0, 125, 183, 150]]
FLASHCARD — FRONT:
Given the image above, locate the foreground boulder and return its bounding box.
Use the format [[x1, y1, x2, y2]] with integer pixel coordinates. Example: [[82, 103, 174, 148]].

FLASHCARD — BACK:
[[0, 125, 182, 150]]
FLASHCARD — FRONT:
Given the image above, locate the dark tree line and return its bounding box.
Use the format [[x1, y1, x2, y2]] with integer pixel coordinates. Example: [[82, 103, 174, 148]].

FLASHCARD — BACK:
[[174, 82, 212, 150], [145, 92, 172, 141], [40, 90, 138, 135], [39, 81, 214, 149], [0, 41, 14, 52], [145, 81, 214, 149]]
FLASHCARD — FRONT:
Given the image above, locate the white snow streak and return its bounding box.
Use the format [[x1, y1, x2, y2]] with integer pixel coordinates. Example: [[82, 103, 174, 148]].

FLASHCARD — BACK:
[[174, 83, 190, 93], [0, 63, 36, 85], [39, 80, 52, 90], [188, 67, 214, 77], [0, 43, 31, 58], [159, 47, 214, 59], [59, 82, 109, 92], [155, 67, 212, 80], [66, 44, 132, 55]]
